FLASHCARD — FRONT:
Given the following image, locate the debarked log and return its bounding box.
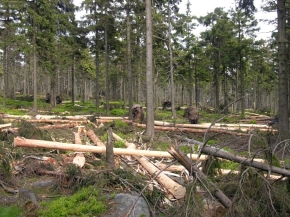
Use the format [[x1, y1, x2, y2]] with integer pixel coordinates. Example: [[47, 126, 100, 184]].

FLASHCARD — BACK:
[[86, 129, 105, 146], [136, 124, 247, 136], [135, 156, 186, 199], [13, 137, 207, 160], [112, 132, 186, 199], [168, 145, 232, 208]]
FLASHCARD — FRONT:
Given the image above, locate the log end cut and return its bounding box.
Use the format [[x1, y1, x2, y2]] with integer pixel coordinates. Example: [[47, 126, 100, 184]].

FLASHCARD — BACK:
[[172, 185, 186, 199]]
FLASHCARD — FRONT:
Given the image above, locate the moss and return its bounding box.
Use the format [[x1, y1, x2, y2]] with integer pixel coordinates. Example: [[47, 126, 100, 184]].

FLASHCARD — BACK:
[[0, 205, 23, 217], [179, 145, 192, 154], [115, 140, 126, 148], [38, 186, 107, 217], [110, 108, 127, 116], [114, 120, 128, 128]]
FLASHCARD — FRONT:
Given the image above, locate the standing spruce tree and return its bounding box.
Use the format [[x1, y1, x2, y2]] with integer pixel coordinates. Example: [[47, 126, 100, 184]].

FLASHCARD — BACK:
[[238, 0, 289, 140], [199, 8, 235, 111], [81, 0, 104, 109], [173, 0, 198, 107], [0, 0, 24, 105], [81, 0, 118, 114], [277, 0, 289, 141], [232, 1, 259, 118]]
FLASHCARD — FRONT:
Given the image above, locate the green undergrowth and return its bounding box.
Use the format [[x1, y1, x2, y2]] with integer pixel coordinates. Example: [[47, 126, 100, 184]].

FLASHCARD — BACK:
[[37, 185, 107, 217], [0, 205, 23, 217]]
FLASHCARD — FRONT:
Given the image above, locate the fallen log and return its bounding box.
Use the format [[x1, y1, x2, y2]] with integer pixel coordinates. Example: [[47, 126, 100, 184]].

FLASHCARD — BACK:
[[27, 119, 89, 124], [86, 129, 105, 146], [0, 123, 12, 129], [184, 138, 290, 177], [154, 121, 274, 132], [135, 156, 186, 199], [98, 117, 129, 120], [13, 137, 207, 160], [38, 123, 77, 130], [95, 119, 131, 124], [112, 133, 186, 199], [73, 132, 85, 168], [168, 145, 232, 208], [136, 124, 247, 136]]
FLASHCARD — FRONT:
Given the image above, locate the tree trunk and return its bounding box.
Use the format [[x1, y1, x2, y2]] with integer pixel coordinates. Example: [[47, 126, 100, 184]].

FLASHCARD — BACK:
[[145, 0, 154, 140], [127, 1, 133, 120], [71, 56, 75, 106], [13, 137, 206, 160], [32, 27, 37, 114], [168, 0, 176, 119], [277, 0, 289, 141], [105, 6, 110, 116]]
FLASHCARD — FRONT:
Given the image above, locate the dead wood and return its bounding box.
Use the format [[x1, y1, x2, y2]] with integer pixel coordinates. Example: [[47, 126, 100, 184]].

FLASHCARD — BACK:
[[183, 138, 290, 177], [13, 137, 207, 160], [0, 123, 12, 129], [135, 156, 186, 199], [154, 121, 274, 132], [168, 145, 232, 208], [112, 132, 186, 199], [96, 119, 131, 124], [97, 117, 129, 120], [27, 119, 89, 124], [74, 132, 82, 145], [136, 124, 247, 136], [86, 129, 105, 146], [106, 127, 115, 169], [38, 123, 77, 130]]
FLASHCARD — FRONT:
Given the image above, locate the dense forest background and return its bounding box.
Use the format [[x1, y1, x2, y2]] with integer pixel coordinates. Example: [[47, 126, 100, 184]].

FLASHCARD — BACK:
[[0, 0, 288, 139]]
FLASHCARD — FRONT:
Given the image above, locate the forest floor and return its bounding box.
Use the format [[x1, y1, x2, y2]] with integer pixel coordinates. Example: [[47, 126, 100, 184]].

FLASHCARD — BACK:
[[0, 109, 287, 217]]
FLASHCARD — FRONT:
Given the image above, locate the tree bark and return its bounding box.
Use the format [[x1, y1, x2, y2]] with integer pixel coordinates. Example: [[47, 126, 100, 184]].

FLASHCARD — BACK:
[[168, 0, 176, 119], [126, 0, 133, 120], [106, 127, 115, 169], [145, 0, 154, 140], [277, 0, 289, 141], [183, 138, 290, 176]]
